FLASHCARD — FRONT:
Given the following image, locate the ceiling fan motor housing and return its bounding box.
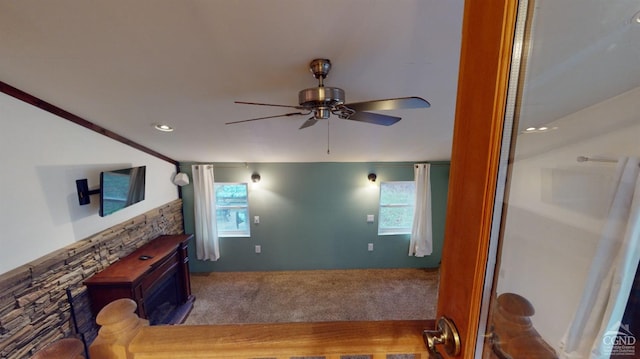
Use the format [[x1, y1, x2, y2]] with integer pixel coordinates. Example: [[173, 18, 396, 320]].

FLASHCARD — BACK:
[[299, 58, 346, 119], [298, 87, 345, 119]]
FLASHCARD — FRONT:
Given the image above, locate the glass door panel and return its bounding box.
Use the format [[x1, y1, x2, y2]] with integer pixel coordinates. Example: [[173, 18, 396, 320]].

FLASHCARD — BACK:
[[480, 0, 640, 358]]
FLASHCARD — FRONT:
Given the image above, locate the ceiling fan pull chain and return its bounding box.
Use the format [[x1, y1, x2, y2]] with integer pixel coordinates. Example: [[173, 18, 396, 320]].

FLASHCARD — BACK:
[[327, 120, 331, 155]]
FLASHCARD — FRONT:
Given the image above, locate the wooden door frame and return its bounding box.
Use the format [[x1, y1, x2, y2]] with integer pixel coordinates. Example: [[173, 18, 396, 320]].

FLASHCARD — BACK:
[[437, 0, 519, 358]]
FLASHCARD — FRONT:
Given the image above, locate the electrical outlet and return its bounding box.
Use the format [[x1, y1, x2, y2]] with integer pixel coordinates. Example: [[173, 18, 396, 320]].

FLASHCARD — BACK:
[[255, 245, 261, 254], [368, 243, 374, 251], [254, 216, 260, 224], [367, 214, 375, 223]]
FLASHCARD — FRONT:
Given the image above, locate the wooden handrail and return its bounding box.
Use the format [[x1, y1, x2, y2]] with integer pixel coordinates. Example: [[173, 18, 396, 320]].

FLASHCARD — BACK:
[[89, 299, 433, 359]]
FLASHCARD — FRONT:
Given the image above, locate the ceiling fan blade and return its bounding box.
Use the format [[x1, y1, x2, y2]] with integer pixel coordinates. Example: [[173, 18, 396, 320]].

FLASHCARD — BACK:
[[299, 117, 318, 129], [235, 101, 304, 110], [225, 112, 308, 125], [345, 96, 430, 112], [347, 111, 401, 126]]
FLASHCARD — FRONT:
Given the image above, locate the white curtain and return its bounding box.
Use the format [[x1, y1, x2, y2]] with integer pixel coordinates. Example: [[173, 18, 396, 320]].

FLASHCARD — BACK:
[[409, 163, 433, 256], [192, 164, 220, 261], [560, 157, 640, 358]]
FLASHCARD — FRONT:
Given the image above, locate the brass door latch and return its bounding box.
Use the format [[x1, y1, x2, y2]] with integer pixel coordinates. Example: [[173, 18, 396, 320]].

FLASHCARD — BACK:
[[423, 316, 461, 358]]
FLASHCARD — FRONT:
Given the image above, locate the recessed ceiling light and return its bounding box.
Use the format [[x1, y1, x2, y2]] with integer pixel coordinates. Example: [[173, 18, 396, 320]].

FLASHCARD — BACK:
[[154, 124, 174, 132], [632, 10, 640, 24], [521, 125, 558, 134]]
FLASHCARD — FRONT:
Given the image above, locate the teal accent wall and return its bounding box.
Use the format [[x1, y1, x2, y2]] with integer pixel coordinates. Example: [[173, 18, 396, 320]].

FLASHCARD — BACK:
[[180, 162, 449, 272]]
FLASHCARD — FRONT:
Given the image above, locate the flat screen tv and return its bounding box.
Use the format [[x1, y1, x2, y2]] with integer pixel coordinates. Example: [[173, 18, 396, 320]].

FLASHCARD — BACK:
[[99, 166, 146, 217]]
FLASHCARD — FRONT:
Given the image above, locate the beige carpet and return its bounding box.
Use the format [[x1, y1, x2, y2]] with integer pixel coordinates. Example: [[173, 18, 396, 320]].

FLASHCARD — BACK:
[[183, 268, 439, 325]]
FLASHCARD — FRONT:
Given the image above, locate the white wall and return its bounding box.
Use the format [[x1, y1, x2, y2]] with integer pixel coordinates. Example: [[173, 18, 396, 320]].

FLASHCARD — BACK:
[[0, 92, 179, 274], [496, 87, 640, 351]]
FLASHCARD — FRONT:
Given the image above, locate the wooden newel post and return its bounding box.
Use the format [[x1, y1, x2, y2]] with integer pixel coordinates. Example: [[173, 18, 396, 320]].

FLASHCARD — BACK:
[[89, 298, 149, 359]]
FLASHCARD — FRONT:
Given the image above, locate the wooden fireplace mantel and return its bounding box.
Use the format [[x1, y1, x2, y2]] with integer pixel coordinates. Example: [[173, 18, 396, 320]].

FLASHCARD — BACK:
[[84, 234, 194, 325]]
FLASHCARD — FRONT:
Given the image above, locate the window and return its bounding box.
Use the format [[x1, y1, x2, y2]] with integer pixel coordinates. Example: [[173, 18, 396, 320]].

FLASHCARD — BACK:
[[214, 183, 250, 237], [378, 181, 416, 235]]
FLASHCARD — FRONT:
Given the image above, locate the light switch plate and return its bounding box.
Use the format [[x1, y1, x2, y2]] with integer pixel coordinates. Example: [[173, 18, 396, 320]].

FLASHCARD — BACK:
[[367, 214, 375, 223], [254, 216, 260, 224]]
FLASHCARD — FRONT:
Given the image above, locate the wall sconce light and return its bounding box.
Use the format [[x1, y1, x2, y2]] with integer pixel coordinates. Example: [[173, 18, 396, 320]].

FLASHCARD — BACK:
[[368, 173, 377, 182], [251, 173, 261, 183], [173, 172, 190, 186]]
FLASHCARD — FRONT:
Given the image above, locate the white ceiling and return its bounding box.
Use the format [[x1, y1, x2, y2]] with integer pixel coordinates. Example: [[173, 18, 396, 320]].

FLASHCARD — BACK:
[[520, 0, 640, 129], [0, 0, 464, 163], [1, 0, 638, 163]]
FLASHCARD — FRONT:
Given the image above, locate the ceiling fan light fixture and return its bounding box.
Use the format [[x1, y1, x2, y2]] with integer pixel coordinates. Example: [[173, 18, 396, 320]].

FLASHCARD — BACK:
[[313, 107, 332, 120]]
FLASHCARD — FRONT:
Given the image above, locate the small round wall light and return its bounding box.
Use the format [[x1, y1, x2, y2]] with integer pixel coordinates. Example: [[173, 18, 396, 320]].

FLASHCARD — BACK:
[[251, 173, 261, 183], [368, 173, 377, 182]]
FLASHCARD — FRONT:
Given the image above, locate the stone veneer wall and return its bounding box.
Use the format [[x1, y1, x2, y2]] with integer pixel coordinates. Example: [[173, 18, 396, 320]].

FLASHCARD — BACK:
[[0, 199, 184, 359]]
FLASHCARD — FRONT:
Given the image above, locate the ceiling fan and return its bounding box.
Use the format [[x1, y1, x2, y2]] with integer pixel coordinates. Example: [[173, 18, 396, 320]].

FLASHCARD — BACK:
[[227, 59, 430, 129]]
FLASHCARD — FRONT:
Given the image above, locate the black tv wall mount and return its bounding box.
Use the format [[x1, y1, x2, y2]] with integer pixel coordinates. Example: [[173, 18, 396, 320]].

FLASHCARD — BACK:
[[76, 179, 100, 206]]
